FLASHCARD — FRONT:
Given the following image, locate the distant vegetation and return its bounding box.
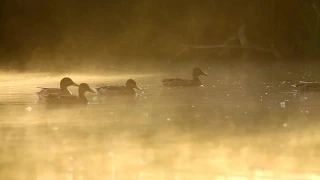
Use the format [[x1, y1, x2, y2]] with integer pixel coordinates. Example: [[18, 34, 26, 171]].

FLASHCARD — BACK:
[[0, 0, 319, 70]]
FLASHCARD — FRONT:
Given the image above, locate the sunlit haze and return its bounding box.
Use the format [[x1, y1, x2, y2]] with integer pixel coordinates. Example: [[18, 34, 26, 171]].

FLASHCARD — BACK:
[[1, 0, 320, 179]]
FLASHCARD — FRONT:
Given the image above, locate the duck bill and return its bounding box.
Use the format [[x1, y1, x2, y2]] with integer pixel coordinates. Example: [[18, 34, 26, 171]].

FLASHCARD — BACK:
[[134, 85, 142, 91], [88, 88, 96, 93], [201, 72, 208, 76], [73, 83, 80, 87]]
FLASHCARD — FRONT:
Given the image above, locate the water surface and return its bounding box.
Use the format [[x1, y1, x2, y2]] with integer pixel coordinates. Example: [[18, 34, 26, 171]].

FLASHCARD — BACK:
[[0, 72, 320, 179]]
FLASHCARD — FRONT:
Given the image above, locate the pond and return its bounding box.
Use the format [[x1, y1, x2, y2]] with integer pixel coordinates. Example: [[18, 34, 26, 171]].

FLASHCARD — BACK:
[[0, 72, 319, 179]]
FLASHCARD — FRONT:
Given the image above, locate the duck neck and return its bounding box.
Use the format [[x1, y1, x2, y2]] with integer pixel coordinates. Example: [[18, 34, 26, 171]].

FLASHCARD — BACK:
[[60, 83, 68, 92], [78, 90, 87, 101], [193, 75, 200, 81], [193, 75, 202, 85]]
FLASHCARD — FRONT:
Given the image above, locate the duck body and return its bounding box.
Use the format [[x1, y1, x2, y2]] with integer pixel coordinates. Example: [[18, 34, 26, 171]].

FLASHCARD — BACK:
[[44, 93, 79, 104], [292, 81, 320, 93], [161, 67, 208, 87], [36, 88, 72, 100], [161, 78, 203, 87], [36, 77, 79, 100], [43, 83, 95, 105], [97, 85, 136, 96], [96, 79, 142, 98]]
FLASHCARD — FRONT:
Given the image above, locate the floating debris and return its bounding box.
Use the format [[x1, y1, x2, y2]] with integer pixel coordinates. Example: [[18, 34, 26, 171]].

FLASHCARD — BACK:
[[280, 102, 286, 108]]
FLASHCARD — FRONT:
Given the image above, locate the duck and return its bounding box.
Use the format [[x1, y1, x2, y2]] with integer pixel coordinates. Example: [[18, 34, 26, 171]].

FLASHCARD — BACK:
[[96, 79, 142, 97], [36, 77, 79, 99], [44, 83, 95, 104], [161, 67, 208, 87], [291, 81, 320, 93]]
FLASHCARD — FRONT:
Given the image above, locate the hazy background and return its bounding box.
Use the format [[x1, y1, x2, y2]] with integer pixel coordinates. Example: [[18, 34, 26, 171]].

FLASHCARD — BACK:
[[2, 1, 320, 179], [1, 0, 320, 72]]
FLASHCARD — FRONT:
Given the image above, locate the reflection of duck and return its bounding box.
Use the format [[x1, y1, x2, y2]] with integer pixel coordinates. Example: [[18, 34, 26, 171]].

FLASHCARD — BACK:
[[45, 83, 95, 104], [96, 79, 142, 97], [36, 77, 79, 99], [161, 67, 208, 87], [291, 81, 320, 93]]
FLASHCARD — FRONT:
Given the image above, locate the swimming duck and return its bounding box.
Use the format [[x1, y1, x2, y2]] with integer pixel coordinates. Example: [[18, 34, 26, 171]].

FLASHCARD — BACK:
[[96, 79, 142, 97], [161, 67, 208, 87], [45, 83, 95, 104], [291, 81, 320, 93], [36, 77, 79, 99]]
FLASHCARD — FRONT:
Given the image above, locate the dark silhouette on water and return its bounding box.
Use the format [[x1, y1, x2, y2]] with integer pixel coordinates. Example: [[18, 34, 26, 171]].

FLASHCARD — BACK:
[[292, 81, 320, 92], [44, 83, 95, 105], [36, 77, 79, 99], [96, 79, 142, 97], [161, 67, 208, 87]]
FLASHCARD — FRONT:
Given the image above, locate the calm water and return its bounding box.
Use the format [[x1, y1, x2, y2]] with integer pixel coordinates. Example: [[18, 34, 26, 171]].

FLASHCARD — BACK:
[[0, 72, 320, 179]]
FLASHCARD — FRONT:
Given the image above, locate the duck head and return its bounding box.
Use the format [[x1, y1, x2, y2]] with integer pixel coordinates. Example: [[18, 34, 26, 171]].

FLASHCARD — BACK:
[[126, 79, 142, 90], [60, 77, 79, 90], [78, 83, 95, 104], [78, 83, 95, 95], [193, 67, 208, 77]]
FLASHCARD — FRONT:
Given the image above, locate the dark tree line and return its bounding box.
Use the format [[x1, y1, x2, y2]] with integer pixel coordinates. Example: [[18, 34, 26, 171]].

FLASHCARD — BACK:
[[0, 0, 320, 70]]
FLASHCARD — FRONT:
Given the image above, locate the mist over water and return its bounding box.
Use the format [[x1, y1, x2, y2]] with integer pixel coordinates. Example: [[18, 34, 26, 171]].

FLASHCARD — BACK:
[[1, 65, 320, 180], [1, 0, 320, 179]]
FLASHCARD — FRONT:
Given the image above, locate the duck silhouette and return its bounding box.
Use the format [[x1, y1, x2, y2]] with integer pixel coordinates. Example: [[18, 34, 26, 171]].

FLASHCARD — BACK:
[[161, 67, 208, 87], [36, 77, 79, 99], [96, 79, 142, 97], [44, 83, 95, 104]]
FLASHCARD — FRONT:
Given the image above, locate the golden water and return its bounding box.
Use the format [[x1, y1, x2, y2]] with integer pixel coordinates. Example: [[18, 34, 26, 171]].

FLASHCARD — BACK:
[[0, 72, 320, 179]]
